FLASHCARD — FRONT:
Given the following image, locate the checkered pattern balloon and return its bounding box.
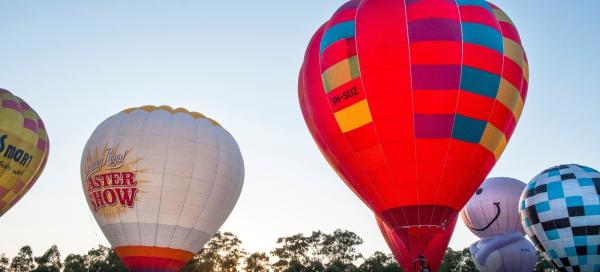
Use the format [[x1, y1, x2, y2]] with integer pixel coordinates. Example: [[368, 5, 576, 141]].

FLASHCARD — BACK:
[[520, 164, 600, 272]]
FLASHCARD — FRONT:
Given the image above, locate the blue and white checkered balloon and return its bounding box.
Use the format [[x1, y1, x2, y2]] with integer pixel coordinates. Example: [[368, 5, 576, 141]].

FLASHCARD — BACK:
[[520, 164, 600, 272]]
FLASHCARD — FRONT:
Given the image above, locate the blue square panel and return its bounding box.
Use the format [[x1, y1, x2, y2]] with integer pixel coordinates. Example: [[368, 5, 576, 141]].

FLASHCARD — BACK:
[[578, 178, 594, 187], [546, 229, 559, 240], [584, 205, 600, 215], [547, 181, 564, 200], [566, 196, 584, 207], [536, 201, 551, 213]]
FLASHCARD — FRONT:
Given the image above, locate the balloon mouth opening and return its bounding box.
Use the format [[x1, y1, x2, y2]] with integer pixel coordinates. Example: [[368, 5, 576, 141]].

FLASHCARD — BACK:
[[412, 256, 431, 272], [378, 205, 459, 230], [378, 205, 459, 259]]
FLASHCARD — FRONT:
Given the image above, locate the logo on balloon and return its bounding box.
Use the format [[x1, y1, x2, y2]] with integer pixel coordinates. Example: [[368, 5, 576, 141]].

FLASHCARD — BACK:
[[0, 133, 35, 177], [82, 145, 144, 217]]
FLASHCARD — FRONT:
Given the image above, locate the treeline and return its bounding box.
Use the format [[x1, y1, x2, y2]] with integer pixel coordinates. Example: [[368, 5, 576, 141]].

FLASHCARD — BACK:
[[1, 230, 556, 272]]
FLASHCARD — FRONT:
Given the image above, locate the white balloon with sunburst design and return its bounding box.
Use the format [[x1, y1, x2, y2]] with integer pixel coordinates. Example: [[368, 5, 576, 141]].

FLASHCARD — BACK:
[[80, 105, 244, 272]]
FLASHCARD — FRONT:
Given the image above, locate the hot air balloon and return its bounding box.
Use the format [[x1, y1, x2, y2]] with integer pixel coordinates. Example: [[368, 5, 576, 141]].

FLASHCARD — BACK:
[[81, 106, 244, 272], [520, 164, 600, 271], [377, 215, 457, 271], [298, 0, 528, 269], [461, 177, 536, 272], [0, 88, 49, 218]]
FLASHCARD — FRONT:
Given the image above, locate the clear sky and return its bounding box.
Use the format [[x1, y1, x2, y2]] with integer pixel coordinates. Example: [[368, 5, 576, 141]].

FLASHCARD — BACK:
[[1, 0, 599, 260]]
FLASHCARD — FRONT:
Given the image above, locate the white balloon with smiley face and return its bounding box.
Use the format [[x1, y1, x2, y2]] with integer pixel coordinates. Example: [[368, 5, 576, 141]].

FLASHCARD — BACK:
[[461, 177, 537, 272], [461, 177, 526, 237]]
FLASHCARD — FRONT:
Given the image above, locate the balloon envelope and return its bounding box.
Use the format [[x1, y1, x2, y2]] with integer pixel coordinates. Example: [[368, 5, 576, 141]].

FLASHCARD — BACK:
[[299, 0, 528, 264], [461, 177, 527, 238], [0, 88, 49, 217], [377, 215, 457, 272], [81, 106, 244, 272], [520, 164, 600, 271]]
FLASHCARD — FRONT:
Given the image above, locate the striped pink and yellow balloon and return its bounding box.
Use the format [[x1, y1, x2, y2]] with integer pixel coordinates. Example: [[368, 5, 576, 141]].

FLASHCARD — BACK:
[[0, 88, 49, 217]]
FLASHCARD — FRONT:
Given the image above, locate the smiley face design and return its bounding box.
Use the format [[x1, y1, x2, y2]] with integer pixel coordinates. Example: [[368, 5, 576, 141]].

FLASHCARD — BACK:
[[461, 177, 526, 238]]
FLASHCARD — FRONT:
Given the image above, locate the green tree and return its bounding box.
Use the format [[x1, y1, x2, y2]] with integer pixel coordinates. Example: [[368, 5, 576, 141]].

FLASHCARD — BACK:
[[10, 246, 35, 272], [280, 260, 305, 272], [271, 232, 315, 271], [183, 232, 246, 272], [321, 230, 363, 270], [63, 254, 86, 272], [0, 254, 9, 272], [32, 245, 62, 272], [534, 251, 556, 272], [459, 248, 477, 272], [82, 245, 124, 272], [105, 249, 127, 272], [358, 251, 401, 272], [324, 259, 357, 272], [244, 252, 271, 272], [271, 231, 331, 271], [271, 230, 365, 272], [439, 248, 461, 272], [305, 261, 326, 272], [85, 245, 111, 272], [438, 247, 478, 272]]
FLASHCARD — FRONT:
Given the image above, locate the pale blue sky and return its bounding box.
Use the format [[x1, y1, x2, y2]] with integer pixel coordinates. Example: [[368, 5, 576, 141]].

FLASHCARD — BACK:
[[0, 0, 599, 259]]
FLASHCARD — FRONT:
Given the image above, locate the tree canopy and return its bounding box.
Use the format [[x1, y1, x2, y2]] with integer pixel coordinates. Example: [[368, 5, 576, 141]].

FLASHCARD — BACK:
[[1, 230, 556, 272]]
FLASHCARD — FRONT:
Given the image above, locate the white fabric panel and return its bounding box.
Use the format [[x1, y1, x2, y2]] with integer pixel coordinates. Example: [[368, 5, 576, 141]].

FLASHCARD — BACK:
[[85, 119, 120, 245], [461, 177, 526, 238], [473, 237, 537, 272], [81, 108, 244, 253]]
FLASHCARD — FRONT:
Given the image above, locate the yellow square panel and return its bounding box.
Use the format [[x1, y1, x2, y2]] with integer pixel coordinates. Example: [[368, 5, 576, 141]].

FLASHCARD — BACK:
[[479, 123, 507, 159], [322, 56, 358, 92], [493, 9, 513, 25], [503, 38, 524, 67], [523, 60, 529, 83], [2, 191, 16, 203], [496, 78, 522, 117], [334, 99, 373, 133], [0, 109, 23, 133]]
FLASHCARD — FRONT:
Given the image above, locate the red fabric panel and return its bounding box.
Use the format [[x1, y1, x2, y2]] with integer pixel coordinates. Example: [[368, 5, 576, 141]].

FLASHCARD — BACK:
[[406, 0, 460, 22], [456, 91, 496, 121], [520, 77, 529, 101], [499, 21, 522, 45], [355, 0, 415, 213], [413, 90, 460, 114], [502, 57, 525, 91], [326, 78, 365, 112], [410, 41, 462, 65], [459, 6, 498, 29], [488, 102, 516, 134], [328, 7, 357, 25], [320, 38, 357, 70], [463, 43, 503, 75]]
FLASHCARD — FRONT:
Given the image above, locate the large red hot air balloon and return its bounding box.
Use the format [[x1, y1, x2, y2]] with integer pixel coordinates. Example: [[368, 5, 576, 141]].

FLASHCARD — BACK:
[[377, 216, 457, 271], [298, 0, 528, 270]]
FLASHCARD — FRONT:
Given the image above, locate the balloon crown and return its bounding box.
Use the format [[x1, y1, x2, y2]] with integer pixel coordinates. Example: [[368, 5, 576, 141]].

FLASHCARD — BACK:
[[122, 105, 221, 127], [539, 164, 599, 175]]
